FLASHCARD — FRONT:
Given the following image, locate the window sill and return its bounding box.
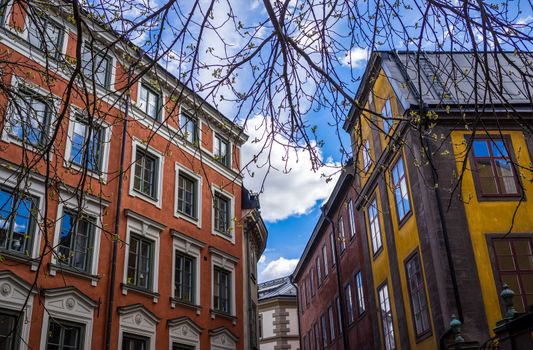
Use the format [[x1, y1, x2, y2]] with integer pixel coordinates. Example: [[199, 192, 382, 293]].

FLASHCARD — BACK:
[[130, 188, 161, 208], [0, 249, 39, 270], [49, 263, 100, 286], [170, 298, 202, 315], [120, 283, 159, 303], [210, 309, 237, 325], [397, 210, 413, 230], [174, 211, 200, 227], [212, 230, 235, 244], [415, 329, 433, 343], [65, 162, 107, 184]]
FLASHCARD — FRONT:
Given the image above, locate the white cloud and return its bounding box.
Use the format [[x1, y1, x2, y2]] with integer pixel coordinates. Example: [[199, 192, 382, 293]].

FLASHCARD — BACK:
[[258, 257, 299, 282], [341, 47, 369, 68], [242, 115, 340, 222]]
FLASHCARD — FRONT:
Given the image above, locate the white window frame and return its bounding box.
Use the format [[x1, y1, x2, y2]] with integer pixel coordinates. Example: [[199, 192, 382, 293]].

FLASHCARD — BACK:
[[210, 247, 237, 322], [80, 43, 116, 90], [174, 163, 202, 227], [178, 109, 199, 144], [0, 271, 36, 350], [49, 191, 107, 286], [330, 233, 336, 266], [23, 9, 66, 59], [121, 210, 165, 302], [322, 244, 329, 276], [38, 288, 97, 350], [355, 271, 366, 314], [171, 230, 204, 313], [64, 107, 112, 182], [348, 199, 356, 238], [129, 139, 164, 208], [338, 217, 346, 253], [136, 81, 163, 121], [368, 197, 383, 255], [362, 139, 372, 172], [316, 257, 322, 286], [381, 98, 393, 134], [118, 304, 159, 350], [211, 187, 235, 243], [213, 132, 231, 168]]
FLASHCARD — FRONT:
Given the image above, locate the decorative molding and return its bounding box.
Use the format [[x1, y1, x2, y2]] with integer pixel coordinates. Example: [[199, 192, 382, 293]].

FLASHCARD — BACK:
[[209, 327, 238, 350]]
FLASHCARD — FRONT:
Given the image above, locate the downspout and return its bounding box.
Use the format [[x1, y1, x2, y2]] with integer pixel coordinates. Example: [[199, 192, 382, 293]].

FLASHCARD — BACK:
[[322, 208, 350, 350], [291, 280, 304, 348], [244, 219, 253, 349], [104, 68, 133, 350]]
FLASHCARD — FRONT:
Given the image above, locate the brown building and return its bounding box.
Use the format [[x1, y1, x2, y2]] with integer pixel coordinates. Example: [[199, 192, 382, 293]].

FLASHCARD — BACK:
[[0, 1, 265, 349], [258, 276, 300, 350], [292, 163, 376, 350]]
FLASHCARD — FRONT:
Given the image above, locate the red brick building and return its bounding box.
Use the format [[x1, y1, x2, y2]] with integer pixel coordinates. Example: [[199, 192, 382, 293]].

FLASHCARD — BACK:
[[0, 1, 265, 349], [292, 163, 376, 350]]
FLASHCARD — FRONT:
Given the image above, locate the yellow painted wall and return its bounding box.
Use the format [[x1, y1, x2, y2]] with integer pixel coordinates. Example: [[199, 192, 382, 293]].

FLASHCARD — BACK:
[[451, 130, 533, 332]]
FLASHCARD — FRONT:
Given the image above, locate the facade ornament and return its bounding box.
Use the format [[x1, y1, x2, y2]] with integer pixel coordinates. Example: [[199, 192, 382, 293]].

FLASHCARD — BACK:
[[500, 283, 517, 320], [450, 314, 464, 344]]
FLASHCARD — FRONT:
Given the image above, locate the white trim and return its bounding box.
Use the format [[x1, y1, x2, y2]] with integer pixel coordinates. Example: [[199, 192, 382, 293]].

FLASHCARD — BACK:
[[168, 318, 201, 350], [212, 132, 232, 169], [63, 106, 112, 183], [121, 213, 163, 302], [118, 306, 158, 350], [174, 163, 202, 228], [171, 233, 202, 313], [134, 81, 164, 121], [210, 250, 237, 321], [128, 139, 164, 208], [211, 187, 236, 244]]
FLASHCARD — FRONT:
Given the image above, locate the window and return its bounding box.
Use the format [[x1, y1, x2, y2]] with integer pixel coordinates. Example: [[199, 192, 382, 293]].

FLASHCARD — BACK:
[[122, 333, 148, 350], [381, 98, 393, 134], [362, 139, 372, 172], [213, 267, 231, 313], [138, 84, 160, 120], [492, 238, 533, 313], [27, 15, 63, 58], [57, 210, 96, 272], [321, 314, 328, 346], [310, 269, 315, 296], [46, 320, 83, 350], [69, 117, 104, 173], [368, 198, 383, 255], [250, 302, 258, 349], [330, 233, 336, 266], [472, 139, 519, 196], [82, 47, 112, 87], [378, 283, 396, 350], [173, 344, 194, 350], [328, 306, 335, 341], [316, 257, 322, 286], [305, 279, 310, 305], [322, 245, 329, 277], [133, 149, 159, 200], [0, 309, 21, 350], [214, 134, 230, 167], [335, 297, 343, 335], [0, 187, 36, 255], [302, 334, 308, 350], [213, 192, 231, 234], [177, 173, 197, 219], [0, 0, 8, 26], [127, 235, 153, 289], [6, 89, 50, 147], [174, 252, 195, 303], [348, 199, 356, 238], [313, 323, 320, 350], [406, 253, 431, 336], [391, 157, 411, 222], [178, 112, 197, 143], [258, 314, 263, 339], [338, 217, 346, 253], [344, 284, 354, 324], [355, 271, 366, 315]]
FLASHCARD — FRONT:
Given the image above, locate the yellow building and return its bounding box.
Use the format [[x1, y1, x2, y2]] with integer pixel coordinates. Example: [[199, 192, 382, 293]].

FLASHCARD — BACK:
[[343, 51, 533, 349]]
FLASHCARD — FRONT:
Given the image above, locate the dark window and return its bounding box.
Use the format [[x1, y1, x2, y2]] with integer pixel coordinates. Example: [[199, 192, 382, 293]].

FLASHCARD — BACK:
[[322, 245, 329, 277], [250, 302, 258, 349], [313, 322, 320, 350], [305, 279, 309, 305], [46, 320, 83, 350], [381, 98, 393, 134], [213, 192, 231, 234], [7, 89, 50, 147], [57, 210, 96, 272], [174, 252, 194, 303], [406, 253, 431, 336], [133, 149, 159, 199], [139, 84, 160, 120], [330, 233, 336, 266], [328, 306, 335, 341], [345, 284, 354, 324], [472, 139, 519, 196], [214, 135, 230, 167], [338, 217, 346, 253], [368, 198, 382, 255], [392, 157, 411, 222], [310, 268, 315, 296], [258, 313, 263, 339], [172, 344, 194, 350], [70, 117, 104, 173], [0, 187, 36, 255], [348, 199, 356, 238], [214, 267, 231, 313], [493, 238, 533, 312], [122, 333, 148, 350], [335, 297, 343, 335], [177, 173, 197, 219], [82, 47, 112, 88], [316, 257, 322, 286], [0, 309, 21, 350], [127, 235, 153, 289], [355, 271, 366, 315], [378, 283, 396, 350], [321, 314, 328, 346], [178, 113, 197, 143], [27, 14, 63, 58]]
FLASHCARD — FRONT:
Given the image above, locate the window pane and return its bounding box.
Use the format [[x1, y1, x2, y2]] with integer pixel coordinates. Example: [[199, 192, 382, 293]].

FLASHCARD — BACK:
[[0, 311, 18, 350], [491, 140, 508, 157], [472, 140, 489, 157]]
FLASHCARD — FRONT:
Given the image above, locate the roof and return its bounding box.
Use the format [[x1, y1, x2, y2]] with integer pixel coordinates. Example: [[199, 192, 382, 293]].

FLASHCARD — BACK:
[[344, 51, 533, 132], [258, 276, 297, 300]]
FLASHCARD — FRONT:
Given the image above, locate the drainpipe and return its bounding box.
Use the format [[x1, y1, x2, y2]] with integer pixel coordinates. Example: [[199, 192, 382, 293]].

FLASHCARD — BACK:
[[104, 67, 133, 350], [291, 280, 304, 348], [322, 208, 350, 350]]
